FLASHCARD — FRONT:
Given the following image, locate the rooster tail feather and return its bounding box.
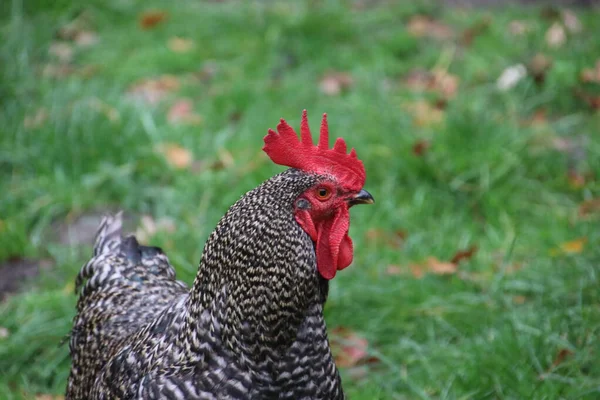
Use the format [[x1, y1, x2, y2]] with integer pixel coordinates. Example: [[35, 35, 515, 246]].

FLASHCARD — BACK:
[[75, 212, 124, 294]]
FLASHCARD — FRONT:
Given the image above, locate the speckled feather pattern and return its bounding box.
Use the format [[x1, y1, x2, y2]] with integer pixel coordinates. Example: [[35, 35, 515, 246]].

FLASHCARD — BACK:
[[66, 169, 345, 399]]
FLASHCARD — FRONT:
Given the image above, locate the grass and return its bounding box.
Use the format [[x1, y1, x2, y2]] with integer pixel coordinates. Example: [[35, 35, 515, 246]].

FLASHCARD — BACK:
[[1, 0, 600, 398]]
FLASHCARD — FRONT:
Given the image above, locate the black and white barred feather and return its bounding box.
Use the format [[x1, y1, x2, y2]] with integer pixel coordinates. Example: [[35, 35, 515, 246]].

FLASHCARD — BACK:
[[66, 169, 344, 399]]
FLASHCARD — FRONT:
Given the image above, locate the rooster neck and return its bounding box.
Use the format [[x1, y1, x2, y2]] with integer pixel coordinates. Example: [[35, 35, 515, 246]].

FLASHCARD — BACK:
[[187, 169, 328, 358]]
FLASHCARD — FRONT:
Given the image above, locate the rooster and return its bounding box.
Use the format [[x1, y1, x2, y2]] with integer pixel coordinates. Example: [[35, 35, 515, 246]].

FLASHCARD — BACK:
[[66, 110, 374, 399]]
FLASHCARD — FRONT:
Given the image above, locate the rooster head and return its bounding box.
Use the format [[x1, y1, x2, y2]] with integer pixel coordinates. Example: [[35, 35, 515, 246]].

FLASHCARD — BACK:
[[263, 110, 373, 280]]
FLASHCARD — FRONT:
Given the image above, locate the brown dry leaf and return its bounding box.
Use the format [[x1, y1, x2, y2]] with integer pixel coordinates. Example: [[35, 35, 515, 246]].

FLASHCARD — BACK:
[[23, 108, 48, 129], [140, 10, 168, 30], [386, 265, 402, 275], [509, 20, 530, 36], [567, 170, 586, 189], [407, 15, 454, 40], [412, 140, 430, 156], [450, 246, 477, 264], [408, 264, 425, 278], [156, 143, 193, 169], [578, 198, 600, 217], [0, 326, 9, 339], [580, 60, 600, 83], [168, 37, 194, 53], [574, 89, 600, 111], [545, 23, 566, 48], [528, 53, 553, 84], [127, 75, 180, 105], [35, 396, 65, 400], [330, 327, 371, 368], [426, 257, 457, 275], [460, 17, 490, 46], [48, 42, 73, 63], [319, 72, 354, 96], [562, 10, 582, 34], [403, 68, 459, 99], [75, 31, 99, 47], [167, 99, 203, 125], [404, 100, 445, 128], [512, 295, 527, 304], [521, 108, 548, 128], [550, 348, 574, 369]]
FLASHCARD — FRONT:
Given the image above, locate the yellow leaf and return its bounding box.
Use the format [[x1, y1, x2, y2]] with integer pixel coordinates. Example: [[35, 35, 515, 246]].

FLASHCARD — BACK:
[[550, 237, 587, 256], [560, 238, 587, 254], [168, 37, 194, 53]]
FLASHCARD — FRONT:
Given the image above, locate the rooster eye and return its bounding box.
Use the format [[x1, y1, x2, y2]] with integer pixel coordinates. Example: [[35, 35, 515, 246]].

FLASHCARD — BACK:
[[316, 187, 331, 200]]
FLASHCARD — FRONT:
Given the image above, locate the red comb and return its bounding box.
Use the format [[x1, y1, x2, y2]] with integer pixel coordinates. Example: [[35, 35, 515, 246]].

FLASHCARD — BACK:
[[263, 110, 365, 191]]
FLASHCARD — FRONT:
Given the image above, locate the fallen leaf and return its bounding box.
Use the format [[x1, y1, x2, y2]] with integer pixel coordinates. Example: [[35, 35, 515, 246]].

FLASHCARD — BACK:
[[551, 237, 587, 256], [580, 60, 600, 83], [402, 68, 459, 99], [540, 6, 561, 21], [550, 348, 574, 369], [562, 10, 582, 33], [404, 100, 444, 127], [42, 64, 75, 78], [521, 108, 548, 128], [210, 149, 235, 171], [508, 20, 530, 36], [409, 264, 426, 278], [167, 99, 203, 125], [74, 31, 99, 47], [460, 17, 490, 46], [496, 64, 527, 91], [545, 23, 566, 48], [23, 108, 48, 129], [386, 265, 402, 275], [319, 72, 354, 96], [450, 246, 477, 264], [0, 326, 9, 339], [512, 295, 527, 304], [140, 10, 168, 30], [407, 15, 454, 40], [330, 327, 372, 368], [168, 37, 194, 53], [156, 143, 193, 169], [426, 257, 457, 275], [412, 140, 430, 156], [127, 75, 180, 105], [48, 42, 73, 63], [574, 89, 600, 110], [528, 53, 553, 84], [578, 198, 600, 217], [568, 169, 587, 189], [88, 98, 120, 123]]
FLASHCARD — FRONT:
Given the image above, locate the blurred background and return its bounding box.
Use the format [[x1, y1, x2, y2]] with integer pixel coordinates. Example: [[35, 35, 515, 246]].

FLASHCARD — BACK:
[[1, 0, 600, 398]]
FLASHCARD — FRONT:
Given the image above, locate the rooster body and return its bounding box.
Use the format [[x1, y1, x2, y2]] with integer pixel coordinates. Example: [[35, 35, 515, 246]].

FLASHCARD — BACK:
[[67, 112, 372, 399]]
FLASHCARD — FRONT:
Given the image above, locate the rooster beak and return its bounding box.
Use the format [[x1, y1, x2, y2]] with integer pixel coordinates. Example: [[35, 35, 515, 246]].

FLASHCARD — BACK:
[[348, 189, 374, 207]]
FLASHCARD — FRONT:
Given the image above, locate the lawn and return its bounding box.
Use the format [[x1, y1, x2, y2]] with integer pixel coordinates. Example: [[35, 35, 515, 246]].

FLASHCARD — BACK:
[[1, 0, 600, 398]]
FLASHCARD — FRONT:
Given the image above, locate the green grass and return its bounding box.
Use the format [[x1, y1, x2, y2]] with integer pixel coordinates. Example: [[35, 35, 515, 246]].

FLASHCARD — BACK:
[[1, 0, 600, 398]]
